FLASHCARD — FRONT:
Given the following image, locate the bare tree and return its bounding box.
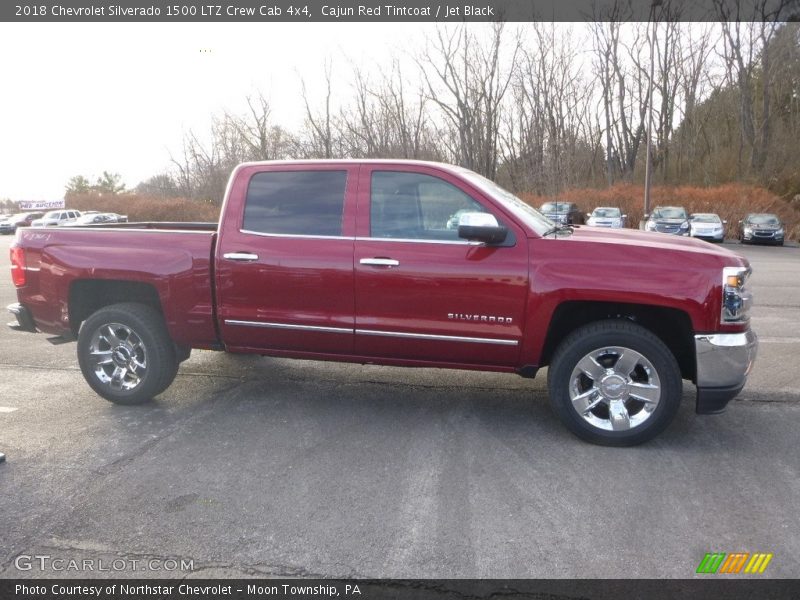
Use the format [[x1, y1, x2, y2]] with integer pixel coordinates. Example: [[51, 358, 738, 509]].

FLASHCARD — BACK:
[[225, 92, 297, 161], [716, 0, 782, 175], [674, 23, 716, 181], [502, 23, 600, 194], [300, 60, 338, 158], [418, 23, 520, 179]]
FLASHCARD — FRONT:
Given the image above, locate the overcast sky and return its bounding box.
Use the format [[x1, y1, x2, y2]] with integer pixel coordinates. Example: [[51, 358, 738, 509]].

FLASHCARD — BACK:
[[0, 22, 438, 200]]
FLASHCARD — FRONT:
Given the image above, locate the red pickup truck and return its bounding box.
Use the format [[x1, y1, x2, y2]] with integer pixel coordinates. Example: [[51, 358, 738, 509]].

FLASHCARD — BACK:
[[8, 160, 757, 445]]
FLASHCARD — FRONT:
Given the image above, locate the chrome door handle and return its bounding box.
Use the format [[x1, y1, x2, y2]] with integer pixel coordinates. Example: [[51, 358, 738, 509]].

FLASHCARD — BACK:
[[360, 258, 399, 267], [223, 252, 259, 261]]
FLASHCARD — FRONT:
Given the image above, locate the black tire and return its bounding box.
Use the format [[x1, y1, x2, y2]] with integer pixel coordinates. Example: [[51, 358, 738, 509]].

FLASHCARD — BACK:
[[77, 303, 178, 405], [547, 320, 682, 446]]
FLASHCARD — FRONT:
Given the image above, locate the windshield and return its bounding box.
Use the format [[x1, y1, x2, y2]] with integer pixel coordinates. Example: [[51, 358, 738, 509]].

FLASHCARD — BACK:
[[592, 208, 621, 218], [691, 214, 720, 223], [461, 171, 553, 236], [748, 214, 780, 225], [653, 207, 687, 219], [540, 202, 571, 213]]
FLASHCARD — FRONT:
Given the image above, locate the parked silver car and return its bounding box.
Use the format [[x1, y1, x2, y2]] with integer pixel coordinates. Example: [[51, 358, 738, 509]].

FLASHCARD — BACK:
[[689, 213, 726, 243], [586, 207, 626, 228], [0, 212, 44, 234], [62, 212, 128, 226]]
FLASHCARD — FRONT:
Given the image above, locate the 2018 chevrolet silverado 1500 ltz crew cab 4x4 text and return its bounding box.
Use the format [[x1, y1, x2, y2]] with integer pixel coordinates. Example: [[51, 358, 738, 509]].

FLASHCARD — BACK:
[[8, 160, 758, 446]]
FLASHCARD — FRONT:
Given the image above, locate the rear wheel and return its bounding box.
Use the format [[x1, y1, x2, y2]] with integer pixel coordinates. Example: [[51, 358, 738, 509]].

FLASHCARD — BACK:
[[547, 320, 682, 446], [77, 303, 178, 405]]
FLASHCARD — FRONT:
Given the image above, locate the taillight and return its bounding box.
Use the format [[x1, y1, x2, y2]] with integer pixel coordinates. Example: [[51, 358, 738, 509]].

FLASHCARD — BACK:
[[10, 245, 26, 287]]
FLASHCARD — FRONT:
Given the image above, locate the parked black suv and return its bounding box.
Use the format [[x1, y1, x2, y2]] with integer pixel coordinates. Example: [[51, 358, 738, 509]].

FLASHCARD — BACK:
[[643, 206, 690, 236]]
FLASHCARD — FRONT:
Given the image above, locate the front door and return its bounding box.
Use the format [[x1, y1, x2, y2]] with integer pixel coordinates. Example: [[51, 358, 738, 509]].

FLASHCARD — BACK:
[[354, 165, 529, 367]]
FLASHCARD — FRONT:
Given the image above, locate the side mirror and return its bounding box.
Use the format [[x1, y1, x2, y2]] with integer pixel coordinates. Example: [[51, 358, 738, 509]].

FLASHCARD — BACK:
[[643, 213, 650, 219], [723, 220, 728, 225], [622, 214, 628, 219], [457, 212, 508, 245]]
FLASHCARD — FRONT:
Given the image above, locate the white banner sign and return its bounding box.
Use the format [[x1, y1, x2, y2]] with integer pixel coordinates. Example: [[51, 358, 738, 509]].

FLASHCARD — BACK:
[[17, 199, 65, 210]]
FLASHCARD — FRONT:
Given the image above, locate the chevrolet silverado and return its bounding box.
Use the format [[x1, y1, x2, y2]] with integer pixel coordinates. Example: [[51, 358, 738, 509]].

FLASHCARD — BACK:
[[7, 160, 758, 445]]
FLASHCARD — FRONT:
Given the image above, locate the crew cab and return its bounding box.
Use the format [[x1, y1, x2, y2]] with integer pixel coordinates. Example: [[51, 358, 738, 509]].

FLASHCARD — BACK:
[[7, 160, 758, 446]]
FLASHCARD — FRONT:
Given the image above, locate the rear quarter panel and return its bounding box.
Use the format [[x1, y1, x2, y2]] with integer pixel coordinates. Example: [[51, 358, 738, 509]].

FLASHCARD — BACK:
[[14, 227, 218, 348]]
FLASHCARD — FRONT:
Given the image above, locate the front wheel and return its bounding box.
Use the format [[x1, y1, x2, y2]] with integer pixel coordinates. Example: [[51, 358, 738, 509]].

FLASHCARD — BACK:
[[77, 303, 178, 405], [547, 320, 682, 446]]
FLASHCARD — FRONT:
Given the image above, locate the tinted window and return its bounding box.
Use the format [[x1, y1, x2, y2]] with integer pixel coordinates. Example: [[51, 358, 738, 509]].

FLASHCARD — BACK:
[[370, 171, 487, 240], [243, 170, 347, 236]]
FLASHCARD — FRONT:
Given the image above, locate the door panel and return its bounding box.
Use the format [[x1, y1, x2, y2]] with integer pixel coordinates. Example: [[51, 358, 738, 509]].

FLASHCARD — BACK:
[[216, 165, 358, 354], [354, 166, 529, 366]]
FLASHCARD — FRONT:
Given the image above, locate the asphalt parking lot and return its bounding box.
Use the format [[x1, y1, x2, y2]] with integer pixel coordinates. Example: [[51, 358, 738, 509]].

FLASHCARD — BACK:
[[0, 239, 798, 579]]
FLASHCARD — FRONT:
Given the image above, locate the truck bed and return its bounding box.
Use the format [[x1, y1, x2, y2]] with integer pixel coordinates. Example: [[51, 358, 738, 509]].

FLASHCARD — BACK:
[[13, 224, 220, 349]]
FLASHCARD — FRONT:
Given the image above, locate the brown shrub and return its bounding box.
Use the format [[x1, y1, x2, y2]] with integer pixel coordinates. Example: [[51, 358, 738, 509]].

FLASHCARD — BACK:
[[520, 183, 800, 241], [66, 193, 220, 223]]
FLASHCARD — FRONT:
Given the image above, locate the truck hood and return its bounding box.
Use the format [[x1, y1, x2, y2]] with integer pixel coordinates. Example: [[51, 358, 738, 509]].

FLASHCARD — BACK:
[[536, 225, 746, 266]]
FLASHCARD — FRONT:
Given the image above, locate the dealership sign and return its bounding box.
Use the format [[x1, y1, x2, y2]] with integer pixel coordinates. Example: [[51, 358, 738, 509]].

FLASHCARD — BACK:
[[17, 199, 65, 210]]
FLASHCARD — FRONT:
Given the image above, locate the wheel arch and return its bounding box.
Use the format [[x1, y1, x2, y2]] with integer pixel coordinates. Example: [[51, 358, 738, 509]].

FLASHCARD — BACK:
[[68, 279, 164, 336], [539, 300, 696, 382]]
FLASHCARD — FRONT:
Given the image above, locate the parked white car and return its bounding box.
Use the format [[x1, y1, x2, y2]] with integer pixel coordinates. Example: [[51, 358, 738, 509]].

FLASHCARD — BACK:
[[689, 213, 726, 243], [586, 207, 626, 228], [31, 209, 82, 227], [62, 212, 128, 226]]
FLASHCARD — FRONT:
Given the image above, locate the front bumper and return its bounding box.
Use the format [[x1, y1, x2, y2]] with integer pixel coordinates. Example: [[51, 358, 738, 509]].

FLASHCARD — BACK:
[[7, 302, 37, 333], [694, 330, 758, 414], [692, 231, 724, 242], [742, 229, 784, 243]]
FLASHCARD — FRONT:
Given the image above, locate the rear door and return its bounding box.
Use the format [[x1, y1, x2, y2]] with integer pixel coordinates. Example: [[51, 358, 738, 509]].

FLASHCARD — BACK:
[[353, 165, 529, 367], [216, 164, 358, 355]]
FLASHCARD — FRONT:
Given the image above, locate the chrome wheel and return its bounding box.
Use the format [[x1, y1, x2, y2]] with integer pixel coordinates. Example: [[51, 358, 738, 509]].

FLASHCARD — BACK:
[[568, 346, 661, 432], [88, 322, 147, 391]]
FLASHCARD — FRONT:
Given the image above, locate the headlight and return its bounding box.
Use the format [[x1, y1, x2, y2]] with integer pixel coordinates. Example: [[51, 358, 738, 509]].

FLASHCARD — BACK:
[[743, 227, 753, 235], [722, 266, 752, 323], [775, 228, 784, 236], [646, 222, 656, 231], [680, 221, 689, 229]]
